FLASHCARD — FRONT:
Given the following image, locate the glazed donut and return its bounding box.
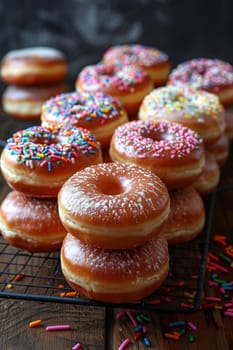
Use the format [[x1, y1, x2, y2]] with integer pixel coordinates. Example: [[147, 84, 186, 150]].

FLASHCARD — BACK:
[[109, 120, 205, 190], [164, 186, 205, 245], [102, 44, 171, 86], [58, 162, 170, 249], [167, 58, 233, 106], [193, 152, 220, 196], [206, 133, 230, 167], [0, 125, 102, 198], [139, 86, 226, 146], [224, 106, 233, 140], [0, 191, 67, 252], [2, 83, 68, 121], [41, 91, 128, 148], [75, 62, 153, 117], [0, 46, 68, 85], [61, 233, 169, 303]]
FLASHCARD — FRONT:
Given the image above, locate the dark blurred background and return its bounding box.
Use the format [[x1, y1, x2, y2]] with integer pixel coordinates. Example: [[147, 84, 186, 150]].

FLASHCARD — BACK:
[[0, 0, 233, 88]]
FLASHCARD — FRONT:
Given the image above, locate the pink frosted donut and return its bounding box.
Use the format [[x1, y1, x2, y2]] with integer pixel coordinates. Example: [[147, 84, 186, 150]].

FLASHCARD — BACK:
[[167, 58, 233, 106], [102, 44, 171, 86], [0, 46, 68, 85], [75, 62, 153, 117], [41, 91, 128, 148], [61, 233, 169, 303], [109, 120, 205, 190]]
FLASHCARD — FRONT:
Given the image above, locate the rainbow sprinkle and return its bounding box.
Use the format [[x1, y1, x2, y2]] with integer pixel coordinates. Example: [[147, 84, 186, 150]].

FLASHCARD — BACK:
[[103, 44, 169, 67], [5, 125, 100, 171], [78, 62, 149, 92], [140, 86, 223, 119], [111, 120, 203, 159], [168, 58, 233, 91], [42, 91, 125, 126]]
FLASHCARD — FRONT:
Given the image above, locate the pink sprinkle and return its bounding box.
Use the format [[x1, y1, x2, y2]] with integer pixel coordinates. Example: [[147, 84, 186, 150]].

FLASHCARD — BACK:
[[126, 311, 138, 328], [72, 343, 82, 350], [115, 311, 126, 320], [205, 296, 222, 302], [118, 338, 131, 350], [209, 262, 229, 273], [225, 303, 233, 307], [224, 311, 233, 317], [142, 325, 148, 334], [219, 287, 226, 295], [46, 325, 71, 331], [187, 321, 197, 331], [191, 275, 198, 279], [180, 303, 194, 309], [208, 280, 219, 287]]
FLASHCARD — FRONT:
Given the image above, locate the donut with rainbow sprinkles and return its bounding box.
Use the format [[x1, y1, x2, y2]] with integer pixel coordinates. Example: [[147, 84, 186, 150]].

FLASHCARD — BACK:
[[0, 124, 102, 198]]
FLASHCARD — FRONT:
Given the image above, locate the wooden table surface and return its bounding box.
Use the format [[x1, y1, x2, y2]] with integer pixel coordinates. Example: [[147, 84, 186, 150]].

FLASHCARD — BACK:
[[1, 113, 233, 350]]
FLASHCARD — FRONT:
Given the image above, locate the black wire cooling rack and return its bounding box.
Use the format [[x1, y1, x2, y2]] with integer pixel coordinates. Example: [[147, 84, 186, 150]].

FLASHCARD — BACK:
[[0, 126, 232, 313], [0, 188, 218, 313]]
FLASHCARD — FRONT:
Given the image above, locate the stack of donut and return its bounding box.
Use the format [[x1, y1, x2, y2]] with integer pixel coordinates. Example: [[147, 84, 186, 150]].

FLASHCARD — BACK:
[[75, 44, 171, 120], [0, 124, 103, 252], [0, 46, 69, 121], [58, 162, 170, 303], [167, 58, 233, 142], [138, 86, 225, 194], [109, 118, 206, 245]]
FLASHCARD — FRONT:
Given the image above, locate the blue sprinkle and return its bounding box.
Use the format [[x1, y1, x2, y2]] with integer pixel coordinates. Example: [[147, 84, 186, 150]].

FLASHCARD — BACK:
[[169, 321, 186, 327], [143, 336, 151, 347]]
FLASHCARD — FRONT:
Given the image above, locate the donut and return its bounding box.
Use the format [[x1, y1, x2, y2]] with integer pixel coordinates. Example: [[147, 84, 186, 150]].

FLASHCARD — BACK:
[[58, 162, 170, 249], [0, 125, 102, 198], [193, 152, 220, 196], [206, 133, 230, 167], [224, 106, 233, 140], [41, 91, 128, 148], [167, 58, 233, 106], [0, 46, 68, 85], [139, 86, 226, 146], [109, 120, 205, 190], [164, 186, 205, 245], [60, 233, 169, 303], [0, 191, 67, 252], [102, 44, 171, 86], [2, 83, 68, 121], [75, 62, 153, 117]]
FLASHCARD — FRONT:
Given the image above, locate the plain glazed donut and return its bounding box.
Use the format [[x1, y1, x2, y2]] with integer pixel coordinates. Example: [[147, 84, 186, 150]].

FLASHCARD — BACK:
[[75, 62, 153, 117], [2, 83, 68, 121], [0, 191, 67, 252], [193, 152, 220, 196], [206, 133, 230, 167], [109, 120, 205, 190], [41, 91, 128, 148], [102, 44, 171, 86], [224, 106, 233, 140], [139, 86, 226, 146], [0, 46, 68, 85], [167, 58, 233, 106], [0, 125, 102, 198], [58, 162, 170, 249], [164, 186, 205, 245], [61, 233, 169, 303]]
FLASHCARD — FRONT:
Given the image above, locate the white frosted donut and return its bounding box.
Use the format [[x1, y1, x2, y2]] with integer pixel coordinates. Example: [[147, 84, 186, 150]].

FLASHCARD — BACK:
[[58, 162, 170, 249]]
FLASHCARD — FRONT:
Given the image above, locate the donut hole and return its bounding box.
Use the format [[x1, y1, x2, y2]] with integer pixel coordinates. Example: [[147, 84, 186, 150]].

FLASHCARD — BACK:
[[97, 175, 129, 195], [141, 129, 175, 142]]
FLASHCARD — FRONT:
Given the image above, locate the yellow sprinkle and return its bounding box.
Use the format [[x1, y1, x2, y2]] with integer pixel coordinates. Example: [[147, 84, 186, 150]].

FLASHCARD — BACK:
[[6, 283, 13, 289]]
